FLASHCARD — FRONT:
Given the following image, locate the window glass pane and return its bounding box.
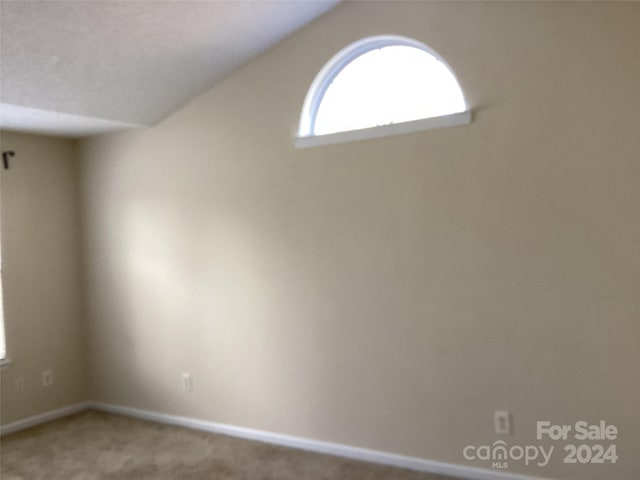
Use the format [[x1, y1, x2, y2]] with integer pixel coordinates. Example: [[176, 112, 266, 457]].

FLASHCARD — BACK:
[[0, 179, 4, 359], [313, 45, 465, 136], [0, 266, 4, 359]]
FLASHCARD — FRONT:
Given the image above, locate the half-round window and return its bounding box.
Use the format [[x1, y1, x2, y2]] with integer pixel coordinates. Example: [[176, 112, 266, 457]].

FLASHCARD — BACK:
[[297, 35, 471, 147]]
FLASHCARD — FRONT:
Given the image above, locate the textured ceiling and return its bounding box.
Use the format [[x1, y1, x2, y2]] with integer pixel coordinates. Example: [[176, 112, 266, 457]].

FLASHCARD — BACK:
[[0, 0, 339, 137]]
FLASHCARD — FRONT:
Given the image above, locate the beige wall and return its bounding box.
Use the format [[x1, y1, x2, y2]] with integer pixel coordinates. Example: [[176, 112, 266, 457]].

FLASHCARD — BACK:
[[0, 131, 87, 424], [78, 2, 639, 479]]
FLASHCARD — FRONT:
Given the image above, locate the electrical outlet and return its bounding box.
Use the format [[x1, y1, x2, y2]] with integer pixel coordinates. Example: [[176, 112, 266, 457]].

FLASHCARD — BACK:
[[181, 372, 193, 393], [15, 377, 24, 392], [42, 370, 54, 387], [495, 410, 512, 435]]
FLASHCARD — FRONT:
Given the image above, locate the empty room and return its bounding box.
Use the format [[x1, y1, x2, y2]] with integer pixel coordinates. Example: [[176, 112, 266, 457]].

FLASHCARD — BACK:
[[0, 1, 638, 480]]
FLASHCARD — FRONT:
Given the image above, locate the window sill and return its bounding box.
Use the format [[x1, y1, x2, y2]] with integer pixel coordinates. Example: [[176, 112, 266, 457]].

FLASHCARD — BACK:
[[295, 110, 472, 149], [0, 358, 13, 369]]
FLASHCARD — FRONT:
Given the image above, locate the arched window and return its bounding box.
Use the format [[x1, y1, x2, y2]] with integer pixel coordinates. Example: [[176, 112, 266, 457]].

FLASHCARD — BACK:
[[296, 35, 471, 148]]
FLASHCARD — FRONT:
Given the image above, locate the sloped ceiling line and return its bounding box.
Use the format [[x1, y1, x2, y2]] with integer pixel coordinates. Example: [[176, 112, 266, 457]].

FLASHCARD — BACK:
[[0, 0, 340, 137]]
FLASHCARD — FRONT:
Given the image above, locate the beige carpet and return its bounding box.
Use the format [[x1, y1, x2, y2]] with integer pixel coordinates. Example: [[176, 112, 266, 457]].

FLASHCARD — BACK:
[[0, 410, 461, 480]]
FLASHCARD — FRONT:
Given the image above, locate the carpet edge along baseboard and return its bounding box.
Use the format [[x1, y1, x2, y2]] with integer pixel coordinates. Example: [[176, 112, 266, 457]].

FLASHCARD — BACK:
[[1, 401, 553, 480]]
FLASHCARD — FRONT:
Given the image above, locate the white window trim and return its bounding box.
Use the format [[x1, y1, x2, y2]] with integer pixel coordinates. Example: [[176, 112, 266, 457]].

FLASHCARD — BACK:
[[296, 35, 472, 148], [296, 110, 471, 149]]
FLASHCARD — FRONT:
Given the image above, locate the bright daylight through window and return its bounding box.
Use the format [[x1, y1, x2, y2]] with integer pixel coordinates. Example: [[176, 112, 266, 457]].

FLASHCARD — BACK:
[[297, 36, 470, 147], [0, 185, 5, 360], [0, 264, 4, 360]]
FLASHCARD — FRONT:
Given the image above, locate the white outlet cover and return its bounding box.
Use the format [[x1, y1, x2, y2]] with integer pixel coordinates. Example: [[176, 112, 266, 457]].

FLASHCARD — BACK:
[[494, 410, 512, 435], [42, 370, 54, 387], [181, 373, 193, 392]]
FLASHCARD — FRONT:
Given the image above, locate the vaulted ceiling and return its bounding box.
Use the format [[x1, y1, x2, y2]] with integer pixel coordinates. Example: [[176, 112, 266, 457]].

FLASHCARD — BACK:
[[0, 0, 339, 137]]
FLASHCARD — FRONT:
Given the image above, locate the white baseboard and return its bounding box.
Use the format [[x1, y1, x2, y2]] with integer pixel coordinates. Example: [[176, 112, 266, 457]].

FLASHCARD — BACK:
[[0, 400, 552, 480], [0, 401, 90, 436], [89, 401, 551, 480]]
